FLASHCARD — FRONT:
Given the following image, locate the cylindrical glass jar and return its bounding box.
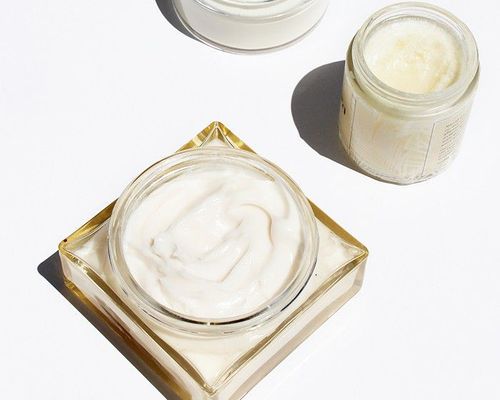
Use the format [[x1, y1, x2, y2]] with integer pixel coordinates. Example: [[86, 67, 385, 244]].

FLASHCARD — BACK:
[[172, 0, 329, 52], [108, 148, 319, 335], [338, 2, 479, 184]]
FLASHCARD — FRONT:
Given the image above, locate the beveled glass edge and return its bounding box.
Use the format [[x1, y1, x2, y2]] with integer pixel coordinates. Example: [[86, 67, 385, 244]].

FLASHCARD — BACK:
[[172, 0, 328, 55], [58, 121, 369, 395], [62, 274, 192, 399], [59, 246, 211, 395]]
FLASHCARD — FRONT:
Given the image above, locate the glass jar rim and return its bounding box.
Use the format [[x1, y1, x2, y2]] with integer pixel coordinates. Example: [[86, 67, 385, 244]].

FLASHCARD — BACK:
[[108, 148, 319, 335], [351, 2, 479, 114], [189, 0, 319, 21]]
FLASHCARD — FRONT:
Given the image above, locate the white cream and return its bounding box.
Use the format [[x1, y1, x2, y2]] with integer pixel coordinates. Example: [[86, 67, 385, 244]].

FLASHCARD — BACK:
[[364, 18, 461, 93], [122, 164, 303, 319], [172, 0, 328, 51]]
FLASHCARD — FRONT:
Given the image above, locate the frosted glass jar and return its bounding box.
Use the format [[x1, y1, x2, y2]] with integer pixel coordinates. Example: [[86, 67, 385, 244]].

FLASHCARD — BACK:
[[172, 0, 329, 52], [338, 2, 479, 184]]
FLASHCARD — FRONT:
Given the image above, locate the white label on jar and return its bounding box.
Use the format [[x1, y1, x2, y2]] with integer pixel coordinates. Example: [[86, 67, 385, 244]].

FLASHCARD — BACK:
[[339, 71, 473, 183], [421, 109, 471, 176]]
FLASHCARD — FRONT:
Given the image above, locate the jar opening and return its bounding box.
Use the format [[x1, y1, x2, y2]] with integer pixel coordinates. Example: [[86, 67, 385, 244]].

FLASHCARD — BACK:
[[194, 0, 318, 19], [352, 2, 479, 113], [108, 148, 319, 335]]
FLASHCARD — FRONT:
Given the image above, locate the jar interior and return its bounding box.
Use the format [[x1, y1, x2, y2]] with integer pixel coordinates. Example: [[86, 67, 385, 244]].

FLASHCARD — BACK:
[[353, 2, 479, 110], [108, 148, 319, 334], [363, 15, 463, 94]]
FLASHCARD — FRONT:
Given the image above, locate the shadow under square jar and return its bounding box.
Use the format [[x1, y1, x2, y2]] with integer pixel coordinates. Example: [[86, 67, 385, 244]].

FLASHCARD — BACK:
[[108, 147, 319, 334], [339, 2, 480, 184]]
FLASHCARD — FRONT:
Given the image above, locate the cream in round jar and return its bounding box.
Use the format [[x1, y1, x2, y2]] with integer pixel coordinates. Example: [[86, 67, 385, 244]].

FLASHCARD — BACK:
[[339, 3, 479, 184], [109, 148, 318, 329], [363, 18, 461, 94], [172, 0, 329, 52], [123, 165, 303, 319]]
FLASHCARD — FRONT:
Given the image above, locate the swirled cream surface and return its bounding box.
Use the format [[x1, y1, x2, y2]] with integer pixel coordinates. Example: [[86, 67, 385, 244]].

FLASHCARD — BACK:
[[122, 164, 304, 319]]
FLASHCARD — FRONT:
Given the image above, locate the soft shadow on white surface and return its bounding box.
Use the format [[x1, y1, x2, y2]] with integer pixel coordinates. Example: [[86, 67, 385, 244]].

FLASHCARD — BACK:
[[291, 61, 362, 174], [155, 0, 196, 41]]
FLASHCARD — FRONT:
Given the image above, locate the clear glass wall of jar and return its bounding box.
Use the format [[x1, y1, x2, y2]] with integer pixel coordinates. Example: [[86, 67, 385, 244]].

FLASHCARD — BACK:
[[338, 2, 480, 184], [173, 0, 329, 53]]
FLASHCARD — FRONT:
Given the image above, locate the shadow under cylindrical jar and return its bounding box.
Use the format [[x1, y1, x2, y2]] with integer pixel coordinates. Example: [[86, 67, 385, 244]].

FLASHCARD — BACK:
[[338, 2, 479, 184], [173, 0, 329, 52], [108, 148, 319, 335]]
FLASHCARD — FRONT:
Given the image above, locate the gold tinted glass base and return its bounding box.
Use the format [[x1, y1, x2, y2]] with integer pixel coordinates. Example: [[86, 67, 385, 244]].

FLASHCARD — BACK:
[[58, 122, 368, 400]]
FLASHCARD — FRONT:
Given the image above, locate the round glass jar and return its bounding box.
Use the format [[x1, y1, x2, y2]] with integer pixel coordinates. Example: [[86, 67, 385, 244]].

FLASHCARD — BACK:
[[338, 2, 479, 184], [108, 148, 319, 335], [172, 0, 329, 52]]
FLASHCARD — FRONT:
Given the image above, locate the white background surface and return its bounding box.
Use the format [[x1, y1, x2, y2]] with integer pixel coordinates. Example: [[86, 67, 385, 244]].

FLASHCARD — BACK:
[[1, 0, 499, 399]]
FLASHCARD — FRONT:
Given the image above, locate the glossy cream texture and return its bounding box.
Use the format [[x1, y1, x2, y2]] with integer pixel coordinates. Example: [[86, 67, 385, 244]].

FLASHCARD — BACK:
[[71, 212, 362, 385], [122, 164, 304, 319], [364, 18, 462, 93]]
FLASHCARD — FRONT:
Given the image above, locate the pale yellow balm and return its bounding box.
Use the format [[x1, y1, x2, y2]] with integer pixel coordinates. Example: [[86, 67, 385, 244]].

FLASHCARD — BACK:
[[364, 18, 462, 94], [338, 3, 479, 184]]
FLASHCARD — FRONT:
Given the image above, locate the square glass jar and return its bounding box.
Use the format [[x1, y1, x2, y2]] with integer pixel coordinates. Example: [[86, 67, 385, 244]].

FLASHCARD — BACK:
[[59, 122, 368, 400]]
